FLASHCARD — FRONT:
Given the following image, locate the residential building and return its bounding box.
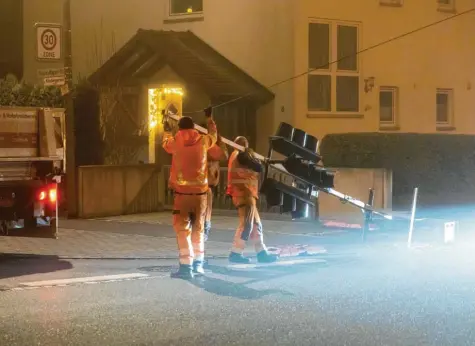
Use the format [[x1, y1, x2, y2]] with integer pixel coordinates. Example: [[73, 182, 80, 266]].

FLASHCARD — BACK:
[[294, 0, 475, 141], [13, 0, 475, 153], [0, 0, 23, 79]]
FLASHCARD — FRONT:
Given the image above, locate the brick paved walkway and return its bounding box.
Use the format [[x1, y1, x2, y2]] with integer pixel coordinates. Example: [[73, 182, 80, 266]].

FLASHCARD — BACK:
[[0, 228, 231, 259], [93, 212, 327, 235]]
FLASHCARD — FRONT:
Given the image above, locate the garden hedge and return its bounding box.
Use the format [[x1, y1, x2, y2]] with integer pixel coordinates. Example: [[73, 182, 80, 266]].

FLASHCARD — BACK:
[[319, 133, 475, 209], [0, 76, 103, 166]]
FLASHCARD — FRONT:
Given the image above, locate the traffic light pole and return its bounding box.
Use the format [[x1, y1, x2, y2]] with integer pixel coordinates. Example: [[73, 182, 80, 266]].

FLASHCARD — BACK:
[[165, 113, 393, 221]]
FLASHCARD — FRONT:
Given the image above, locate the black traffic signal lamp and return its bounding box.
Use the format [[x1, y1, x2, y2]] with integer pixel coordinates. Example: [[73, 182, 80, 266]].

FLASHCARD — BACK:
[[270, 122, 322, 163], [260, 177, 315, 220], [261, 122, 335, 220]]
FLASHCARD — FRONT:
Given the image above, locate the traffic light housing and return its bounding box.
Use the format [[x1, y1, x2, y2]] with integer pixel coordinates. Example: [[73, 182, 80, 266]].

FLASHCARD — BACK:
[[261, 122, 335, 220]]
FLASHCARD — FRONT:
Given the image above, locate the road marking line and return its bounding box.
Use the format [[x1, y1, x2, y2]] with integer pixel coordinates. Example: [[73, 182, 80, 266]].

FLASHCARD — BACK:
[[20, 273, 149, 287], [1, 275, 164, 293], [228, 258, 326, 269]]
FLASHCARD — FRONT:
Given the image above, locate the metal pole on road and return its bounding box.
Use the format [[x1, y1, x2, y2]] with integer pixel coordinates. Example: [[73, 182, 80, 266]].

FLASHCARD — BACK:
[[362, 188, 375, 242], [63, 0, 77, 218], [407, 187, 419, 248]]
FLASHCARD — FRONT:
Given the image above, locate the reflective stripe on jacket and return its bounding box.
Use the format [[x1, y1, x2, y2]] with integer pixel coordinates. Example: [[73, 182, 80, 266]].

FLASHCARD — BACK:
[[163, 119, 217, 194], [226, 150, 259, 199]]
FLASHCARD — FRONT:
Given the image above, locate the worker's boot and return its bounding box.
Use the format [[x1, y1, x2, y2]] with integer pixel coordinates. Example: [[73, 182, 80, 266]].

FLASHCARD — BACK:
[[192, 260, 205, 276], [257, 250, 279, 263], [170, 264, 194, 280], [229, 252, 251, 264]]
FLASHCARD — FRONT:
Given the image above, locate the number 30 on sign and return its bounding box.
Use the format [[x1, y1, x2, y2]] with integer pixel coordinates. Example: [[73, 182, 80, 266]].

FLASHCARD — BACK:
[[36, 24, 62, 61]]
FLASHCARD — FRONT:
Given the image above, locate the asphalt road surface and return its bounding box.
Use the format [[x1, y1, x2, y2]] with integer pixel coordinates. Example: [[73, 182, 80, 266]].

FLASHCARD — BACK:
[[2, 242, 475, 345]]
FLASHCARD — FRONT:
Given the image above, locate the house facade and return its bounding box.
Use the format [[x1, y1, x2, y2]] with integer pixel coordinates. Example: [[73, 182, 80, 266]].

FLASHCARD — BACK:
[[293, 0, 475, 142], [14, 0, 475, 153]]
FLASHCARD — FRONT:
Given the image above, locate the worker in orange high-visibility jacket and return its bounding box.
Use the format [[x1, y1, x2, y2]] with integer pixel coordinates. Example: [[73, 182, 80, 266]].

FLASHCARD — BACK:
[[226, 136, 279, 264], [163, 107, 217, 279], [197, 123, 229, 243]]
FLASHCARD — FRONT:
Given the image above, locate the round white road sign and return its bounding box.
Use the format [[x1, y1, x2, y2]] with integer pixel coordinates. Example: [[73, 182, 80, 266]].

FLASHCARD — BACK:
[[36, 24, 62, 61]]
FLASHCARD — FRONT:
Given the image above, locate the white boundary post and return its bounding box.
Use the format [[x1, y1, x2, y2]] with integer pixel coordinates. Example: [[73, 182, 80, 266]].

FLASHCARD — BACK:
[[407, 187, 419, 248], [55, 182, 59, 229]]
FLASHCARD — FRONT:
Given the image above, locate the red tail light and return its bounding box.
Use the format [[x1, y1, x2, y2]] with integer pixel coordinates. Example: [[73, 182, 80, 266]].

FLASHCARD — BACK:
[[37, 187, 57, 203], [49, 188, 57, 203], [38, 190, 47, 201]]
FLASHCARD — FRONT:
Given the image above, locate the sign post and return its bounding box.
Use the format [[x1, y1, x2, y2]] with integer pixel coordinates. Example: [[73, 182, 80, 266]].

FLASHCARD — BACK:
[[35, 23, 62, 61], [62, 0, 78, 218]]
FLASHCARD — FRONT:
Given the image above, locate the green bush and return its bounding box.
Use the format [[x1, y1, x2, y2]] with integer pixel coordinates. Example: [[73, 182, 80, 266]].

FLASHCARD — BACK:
[[0, 75, 104, 165], [319, 133, 475, 208], [0, 75, 63, 107]]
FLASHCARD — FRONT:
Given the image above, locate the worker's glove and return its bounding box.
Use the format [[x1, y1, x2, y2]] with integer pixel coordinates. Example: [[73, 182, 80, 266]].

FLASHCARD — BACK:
[[246, 148, 255, 156], [204, 106, 212, 118], [163, 120, 172, 132]]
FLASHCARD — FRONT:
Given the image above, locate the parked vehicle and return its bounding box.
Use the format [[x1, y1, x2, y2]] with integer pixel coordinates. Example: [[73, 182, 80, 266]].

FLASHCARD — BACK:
[[0, 107, 65, 238]]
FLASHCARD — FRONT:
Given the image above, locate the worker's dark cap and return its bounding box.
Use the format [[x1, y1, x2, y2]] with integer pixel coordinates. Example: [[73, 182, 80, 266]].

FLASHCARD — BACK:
[[178, 116, 194, 130]]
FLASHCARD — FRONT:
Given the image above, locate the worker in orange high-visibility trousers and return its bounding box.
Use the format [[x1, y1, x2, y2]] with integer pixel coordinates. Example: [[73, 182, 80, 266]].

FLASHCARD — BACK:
[[198, 123, 228, 242], [163, 107, 217, 279], [226, 136, 279, 264], [201, 126, 228, 267]]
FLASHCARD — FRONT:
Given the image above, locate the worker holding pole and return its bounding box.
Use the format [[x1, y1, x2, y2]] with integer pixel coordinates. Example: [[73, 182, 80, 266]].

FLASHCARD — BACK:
[[162, 107, 217, 279], [226, 136, 279, 264], [199, 123, 228, 244]]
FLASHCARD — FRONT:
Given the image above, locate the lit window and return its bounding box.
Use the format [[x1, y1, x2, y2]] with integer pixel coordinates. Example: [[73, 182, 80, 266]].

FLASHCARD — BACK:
[[436, 89, 453, 125], [170, 0, 203, 15], [308, 20, 360, 113], [379, 87, 397, 125]]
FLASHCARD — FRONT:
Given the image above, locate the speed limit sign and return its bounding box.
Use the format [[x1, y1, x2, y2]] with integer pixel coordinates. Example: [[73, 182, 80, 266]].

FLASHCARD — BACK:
[[36, 23, 62, 61]]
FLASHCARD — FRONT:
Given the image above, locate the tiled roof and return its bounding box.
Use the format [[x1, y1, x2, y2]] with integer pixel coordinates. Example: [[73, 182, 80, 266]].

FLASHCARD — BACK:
[[88, 29, 274, 105]]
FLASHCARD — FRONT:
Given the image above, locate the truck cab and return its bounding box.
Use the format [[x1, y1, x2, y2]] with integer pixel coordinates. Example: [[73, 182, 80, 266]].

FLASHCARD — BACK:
[[0, 107, 65, 238]]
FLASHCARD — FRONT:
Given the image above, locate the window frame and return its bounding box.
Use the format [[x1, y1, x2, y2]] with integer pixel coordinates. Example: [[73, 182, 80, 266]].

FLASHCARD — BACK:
[[168, 0, 204, 17], [379, 86, 398, 127], [436, 88, 453, 127], [379, 0, 403, 7], [437, 0, 455, 12], [307, 19, 361, 116]]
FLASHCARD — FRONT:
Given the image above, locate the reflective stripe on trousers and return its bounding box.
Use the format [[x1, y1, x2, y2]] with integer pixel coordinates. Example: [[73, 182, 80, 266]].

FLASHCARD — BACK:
[[172, 193, 207, 265], [231, 196, 266, 255], [204, 188, 213, 241]]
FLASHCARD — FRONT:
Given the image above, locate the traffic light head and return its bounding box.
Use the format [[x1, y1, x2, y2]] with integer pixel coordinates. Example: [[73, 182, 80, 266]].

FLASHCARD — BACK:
[[260, 122, 335, 220], [272, 122, 321, 163], [260, 177, 315, 220]]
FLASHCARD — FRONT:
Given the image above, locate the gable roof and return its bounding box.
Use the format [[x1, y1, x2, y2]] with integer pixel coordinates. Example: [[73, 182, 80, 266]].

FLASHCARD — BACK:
[[88, 29, 274, 105]]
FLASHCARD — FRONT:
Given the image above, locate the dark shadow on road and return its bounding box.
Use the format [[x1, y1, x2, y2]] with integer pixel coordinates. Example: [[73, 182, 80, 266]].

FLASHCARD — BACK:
[[189, 260, 333, 299], [0, 254, 73, 281], [191, 275, 293, 300]]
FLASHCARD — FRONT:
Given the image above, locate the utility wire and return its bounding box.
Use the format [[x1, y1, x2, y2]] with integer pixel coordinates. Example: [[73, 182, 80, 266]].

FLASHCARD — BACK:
[[183, 7, 475, 115]]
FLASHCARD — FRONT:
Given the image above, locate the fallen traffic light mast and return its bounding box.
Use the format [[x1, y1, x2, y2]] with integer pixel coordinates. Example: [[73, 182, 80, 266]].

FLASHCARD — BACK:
[[166, 113, 393, 239]]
